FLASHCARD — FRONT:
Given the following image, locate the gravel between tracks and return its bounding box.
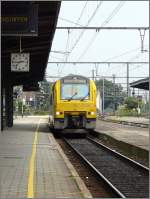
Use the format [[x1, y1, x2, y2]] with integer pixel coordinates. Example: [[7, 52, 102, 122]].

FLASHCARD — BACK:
[[89, 132, 149, 167], [67, 138, 149, 198], [57, 139, 115, 198]]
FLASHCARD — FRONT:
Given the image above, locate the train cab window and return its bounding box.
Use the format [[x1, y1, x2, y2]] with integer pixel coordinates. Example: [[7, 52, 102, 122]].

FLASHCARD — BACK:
[[61, 83, 89, 100]]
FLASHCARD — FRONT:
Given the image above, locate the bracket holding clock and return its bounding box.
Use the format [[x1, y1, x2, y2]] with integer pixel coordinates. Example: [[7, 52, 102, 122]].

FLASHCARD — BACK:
[[11, 37, 30, 72]]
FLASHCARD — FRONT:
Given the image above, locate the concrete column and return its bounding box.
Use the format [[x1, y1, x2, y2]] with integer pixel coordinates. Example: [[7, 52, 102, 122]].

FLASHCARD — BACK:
[[5, 85, 13, 127]]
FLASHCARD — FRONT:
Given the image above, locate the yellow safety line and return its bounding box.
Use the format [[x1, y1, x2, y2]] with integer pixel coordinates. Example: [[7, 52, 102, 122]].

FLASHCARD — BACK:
[[27, 119, 41, 198]]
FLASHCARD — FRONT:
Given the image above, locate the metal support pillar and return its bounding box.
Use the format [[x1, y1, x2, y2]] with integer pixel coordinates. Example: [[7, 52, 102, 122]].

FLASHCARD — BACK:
[[149, 61, 150, 121], [5, 85, 13, 127], [102, 77, 105, 115], [113, 74, 116, 113], [92, 69, 95, 81], [127, 63, 130, 97]]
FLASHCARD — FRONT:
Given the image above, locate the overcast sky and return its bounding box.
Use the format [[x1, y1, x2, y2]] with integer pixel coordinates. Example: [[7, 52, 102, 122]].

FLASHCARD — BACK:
[[46, 1, 149, 87]]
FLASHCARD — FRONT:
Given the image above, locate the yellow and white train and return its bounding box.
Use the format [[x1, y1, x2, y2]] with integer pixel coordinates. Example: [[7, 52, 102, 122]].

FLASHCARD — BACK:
[[49, 75, 97, 130]]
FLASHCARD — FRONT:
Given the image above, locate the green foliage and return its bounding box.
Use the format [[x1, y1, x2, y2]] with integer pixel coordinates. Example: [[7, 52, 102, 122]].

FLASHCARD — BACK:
[[13, 100, 29, 115], [18, 101, 23, 113], [124, 97, 139, 110], [38, 80, 51, 111], [33, 110, 49, 115], [40, 80, 50, 95], [140, 102, 149, 116], [116, 105, 139, 117], [116, 97, 146, 117], [95, 79, 126, 111]]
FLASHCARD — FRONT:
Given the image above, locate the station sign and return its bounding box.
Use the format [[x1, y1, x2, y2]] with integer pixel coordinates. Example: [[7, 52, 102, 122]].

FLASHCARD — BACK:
[[63, 79, 87, 84], [1, 3, 38, 36]]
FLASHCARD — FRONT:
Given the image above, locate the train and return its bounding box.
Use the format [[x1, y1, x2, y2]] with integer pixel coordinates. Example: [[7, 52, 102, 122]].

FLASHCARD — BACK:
[[49, 74, 97, 130]]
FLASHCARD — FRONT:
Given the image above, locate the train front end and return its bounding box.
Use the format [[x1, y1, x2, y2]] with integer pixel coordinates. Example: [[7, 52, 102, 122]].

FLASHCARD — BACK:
[[53, 75, 96, 129]]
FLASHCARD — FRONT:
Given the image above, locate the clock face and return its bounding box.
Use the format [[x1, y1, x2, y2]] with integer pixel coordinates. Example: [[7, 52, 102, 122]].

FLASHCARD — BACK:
[[11, 53, 30, 72]]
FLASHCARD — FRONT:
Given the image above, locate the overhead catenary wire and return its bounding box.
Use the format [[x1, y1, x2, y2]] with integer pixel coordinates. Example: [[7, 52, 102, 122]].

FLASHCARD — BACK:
[[59, 1, 88, 75], [45, 75, 147, 79], [103, 45, 148, 62], [69, 1, 103, 54], [51, 4, 148, 58], [49, 55, 64, 61], [59, 17, 84, 27], [129, 46, 149, 71], [130, 64, 147, 71], [77, 1, 126, 61], [59, 2, 88, 31], [56, 27, 149, 30], [128, 52, 144, 62], [58, 1, 103, 75], [48, 61, 148, 64], [73, 1, 88, 30], [104, 46, 148, 74], [48, 2, 148, 86], [127, 42, 149, 72], [50, 50, 70, 54], [65, 29, 70, 62], [59, 29, 71, 75]]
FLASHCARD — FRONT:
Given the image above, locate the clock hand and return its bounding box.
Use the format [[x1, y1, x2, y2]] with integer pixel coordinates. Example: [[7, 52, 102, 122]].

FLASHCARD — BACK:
[[16, 61, 26, 63]]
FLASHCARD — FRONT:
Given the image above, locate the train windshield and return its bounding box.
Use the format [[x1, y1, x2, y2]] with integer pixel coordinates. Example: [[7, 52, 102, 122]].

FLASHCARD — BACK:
[[61, 83, 89, 100]]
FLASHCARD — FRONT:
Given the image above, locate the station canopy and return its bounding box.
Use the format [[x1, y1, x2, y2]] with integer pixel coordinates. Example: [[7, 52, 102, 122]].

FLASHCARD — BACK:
[[130, 78, 149, 90], [2, 1, 61, 91]]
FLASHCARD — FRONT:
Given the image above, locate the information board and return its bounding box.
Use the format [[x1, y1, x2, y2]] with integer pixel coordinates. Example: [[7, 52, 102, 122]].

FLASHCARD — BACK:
[[2, 3, 38, 36]]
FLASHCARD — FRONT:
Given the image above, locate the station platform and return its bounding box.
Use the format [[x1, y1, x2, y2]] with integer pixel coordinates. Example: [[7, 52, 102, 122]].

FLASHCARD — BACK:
[[105, 116, 149, 124], [0, 116, 91, 198], [95, 119, 149, 150]]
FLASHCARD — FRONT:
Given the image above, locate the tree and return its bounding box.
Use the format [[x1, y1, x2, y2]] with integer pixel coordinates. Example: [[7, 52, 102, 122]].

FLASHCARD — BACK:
[[38, 80, 50, 111], [95, 79, 126, 111], [124, 97, 139, 110], [17, 101, 27, 115]]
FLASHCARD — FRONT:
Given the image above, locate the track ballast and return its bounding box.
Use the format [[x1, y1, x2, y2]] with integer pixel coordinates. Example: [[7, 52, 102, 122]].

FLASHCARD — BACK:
[[64, 137, 149, 198]]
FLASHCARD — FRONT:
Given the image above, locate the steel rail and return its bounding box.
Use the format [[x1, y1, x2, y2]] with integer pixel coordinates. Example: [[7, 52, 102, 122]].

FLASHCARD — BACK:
[[64, 138, 126, 198], [98, 118, 149, 128], [87, 137, 149, 171]]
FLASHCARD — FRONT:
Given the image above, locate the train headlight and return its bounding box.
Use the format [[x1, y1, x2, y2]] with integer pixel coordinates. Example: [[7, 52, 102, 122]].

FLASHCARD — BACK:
[[56, 111, 60, 115], [91, 112, 95, 115]]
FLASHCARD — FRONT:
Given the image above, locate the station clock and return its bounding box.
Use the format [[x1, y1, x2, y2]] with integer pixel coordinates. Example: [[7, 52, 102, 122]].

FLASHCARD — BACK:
[[11, 53, 30, 72]]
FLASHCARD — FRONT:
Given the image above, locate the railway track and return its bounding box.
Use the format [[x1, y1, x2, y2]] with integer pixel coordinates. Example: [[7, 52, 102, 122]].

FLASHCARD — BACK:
[[64, 137, 149, 198], [98, 117, 148, 128]]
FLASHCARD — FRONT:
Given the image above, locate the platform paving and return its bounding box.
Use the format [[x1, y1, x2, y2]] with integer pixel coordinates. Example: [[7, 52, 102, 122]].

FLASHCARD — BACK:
[[96, 119, 149, 150], [105, 116, 149, 124], [0, 116, 91, 198], [0, 116, 37, 198]]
